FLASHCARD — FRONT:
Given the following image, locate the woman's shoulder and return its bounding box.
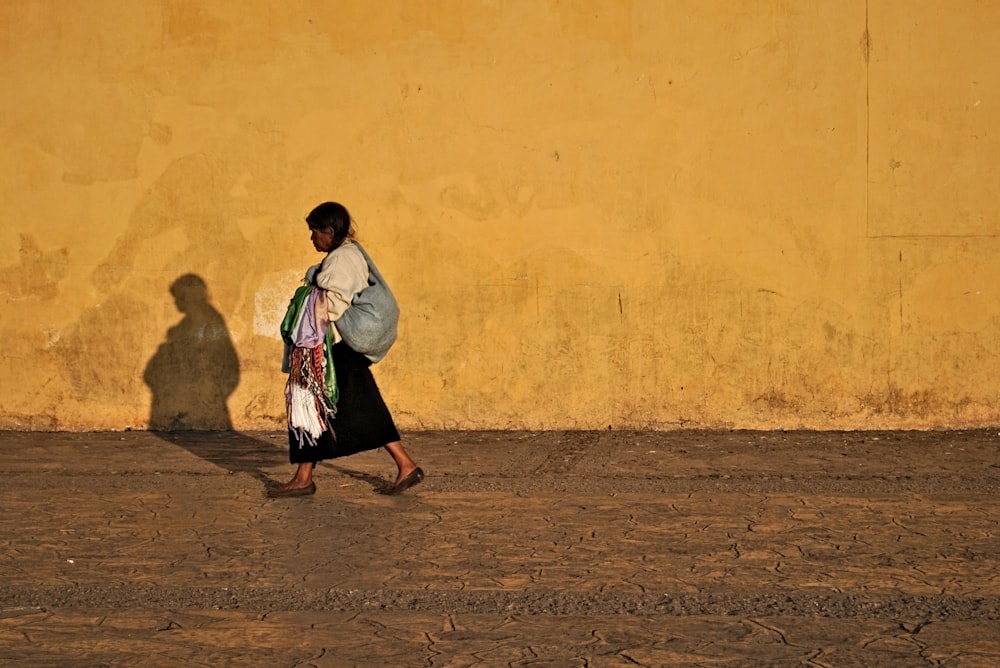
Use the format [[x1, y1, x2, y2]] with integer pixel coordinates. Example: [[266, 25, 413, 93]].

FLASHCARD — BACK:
[[321, 239, 364, 264], [339, 239, 365, 258]]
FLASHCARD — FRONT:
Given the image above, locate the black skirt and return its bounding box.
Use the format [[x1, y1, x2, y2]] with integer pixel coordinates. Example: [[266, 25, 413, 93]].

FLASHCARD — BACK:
[[288, 342, 400, 464]]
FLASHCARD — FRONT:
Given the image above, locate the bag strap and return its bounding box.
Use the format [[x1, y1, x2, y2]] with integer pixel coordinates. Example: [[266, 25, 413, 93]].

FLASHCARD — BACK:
[[352, 242, 391, 290]]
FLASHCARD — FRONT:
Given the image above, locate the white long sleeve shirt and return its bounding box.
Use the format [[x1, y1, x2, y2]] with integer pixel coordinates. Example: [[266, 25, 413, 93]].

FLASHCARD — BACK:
[[313, 240, 369, 343]]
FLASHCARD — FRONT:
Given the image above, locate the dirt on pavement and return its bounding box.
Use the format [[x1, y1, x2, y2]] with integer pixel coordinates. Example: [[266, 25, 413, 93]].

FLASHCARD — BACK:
[[2, 429, 999, 666]]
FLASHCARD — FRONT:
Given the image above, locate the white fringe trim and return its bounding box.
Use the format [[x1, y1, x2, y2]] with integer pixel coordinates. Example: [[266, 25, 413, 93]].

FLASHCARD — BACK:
[[288, 383, 324, 440]]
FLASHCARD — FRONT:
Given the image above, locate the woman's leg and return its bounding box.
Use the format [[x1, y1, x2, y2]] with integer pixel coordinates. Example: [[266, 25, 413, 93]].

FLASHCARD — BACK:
[[275, 428, 333, 496], [278, 461, 315, 491], [384, 441, 416, 483], [384, 441, 420, 486]]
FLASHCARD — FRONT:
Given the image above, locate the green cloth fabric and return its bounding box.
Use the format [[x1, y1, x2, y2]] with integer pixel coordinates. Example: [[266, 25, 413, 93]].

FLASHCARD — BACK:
[[280, 284, 312, 344]]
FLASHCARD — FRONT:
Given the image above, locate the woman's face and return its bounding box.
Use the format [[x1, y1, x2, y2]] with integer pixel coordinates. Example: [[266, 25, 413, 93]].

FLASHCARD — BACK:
[[310, 226, 336, 253]]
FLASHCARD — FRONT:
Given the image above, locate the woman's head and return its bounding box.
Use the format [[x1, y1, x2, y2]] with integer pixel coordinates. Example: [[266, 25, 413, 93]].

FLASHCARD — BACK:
[[306, 201, 355, 252]]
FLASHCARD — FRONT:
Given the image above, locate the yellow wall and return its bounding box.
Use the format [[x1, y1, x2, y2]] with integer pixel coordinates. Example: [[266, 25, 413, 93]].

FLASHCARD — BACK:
[[2, 1, 998, 431]]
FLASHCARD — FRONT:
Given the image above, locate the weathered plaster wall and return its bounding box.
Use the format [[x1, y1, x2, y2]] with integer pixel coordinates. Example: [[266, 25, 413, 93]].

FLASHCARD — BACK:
[[1, 1, 998, 431]]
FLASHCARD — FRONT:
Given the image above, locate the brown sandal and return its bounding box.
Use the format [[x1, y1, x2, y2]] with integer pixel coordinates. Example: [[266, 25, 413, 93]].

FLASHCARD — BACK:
[[386, 467, 424, 495]]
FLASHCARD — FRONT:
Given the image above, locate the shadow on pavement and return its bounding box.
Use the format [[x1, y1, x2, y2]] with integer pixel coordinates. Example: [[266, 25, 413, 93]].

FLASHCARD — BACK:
[[152, 430, 285, 490], [324, 463, 393, 495]]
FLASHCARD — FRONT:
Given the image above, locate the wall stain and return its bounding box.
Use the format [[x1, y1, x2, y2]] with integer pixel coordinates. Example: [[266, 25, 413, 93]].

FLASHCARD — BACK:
[[92, 152, 251, 295], [54, 293, 152, 405], [0, 235, 68, 300]]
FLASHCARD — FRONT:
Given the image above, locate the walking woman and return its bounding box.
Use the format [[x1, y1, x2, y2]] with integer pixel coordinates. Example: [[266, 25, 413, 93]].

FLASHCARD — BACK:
[[272, 201, 423, 497]]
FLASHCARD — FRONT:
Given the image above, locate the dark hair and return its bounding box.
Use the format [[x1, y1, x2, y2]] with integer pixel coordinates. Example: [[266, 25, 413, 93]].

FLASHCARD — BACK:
[[306, 201, 355, 248]]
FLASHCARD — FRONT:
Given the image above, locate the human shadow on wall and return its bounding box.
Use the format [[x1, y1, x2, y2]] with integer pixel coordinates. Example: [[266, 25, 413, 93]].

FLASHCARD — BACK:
[[144, 274, 282, 486]]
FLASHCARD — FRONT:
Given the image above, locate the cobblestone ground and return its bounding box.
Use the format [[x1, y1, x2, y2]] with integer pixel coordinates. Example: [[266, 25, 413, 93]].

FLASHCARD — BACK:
[[1, 429, 999, 666]]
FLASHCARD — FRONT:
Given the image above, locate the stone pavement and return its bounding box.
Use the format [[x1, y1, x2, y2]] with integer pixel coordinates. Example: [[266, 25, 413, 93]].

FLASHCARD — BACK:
[[1, 429, 999, 666]]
